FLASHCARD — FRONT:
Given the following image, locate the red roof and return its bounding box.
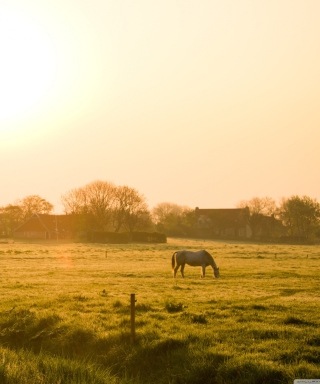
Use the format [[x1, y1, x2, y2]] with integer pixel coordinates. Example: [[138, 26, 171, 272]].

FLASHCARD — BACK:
[[195, 207, 250, 227]]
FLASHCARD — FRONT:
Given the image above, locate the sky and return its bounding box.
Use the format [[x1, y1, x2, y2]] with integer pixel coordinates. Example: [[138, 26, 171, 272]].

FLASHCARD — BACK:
[[1, 0, 319, 214]]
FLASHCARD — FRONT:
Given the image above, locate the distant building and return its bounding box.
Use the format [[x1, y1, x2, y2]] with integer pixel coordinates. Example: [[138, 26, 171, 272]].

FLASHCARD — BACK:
[[195, 207, 252, 239], [13, 213, 76, 240]]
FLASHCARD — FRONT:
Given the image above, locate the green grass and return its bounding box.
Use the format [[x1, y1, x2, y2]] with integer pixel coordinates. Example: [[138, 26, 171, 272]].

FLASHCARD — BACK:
[[0, 238, 319, 383]]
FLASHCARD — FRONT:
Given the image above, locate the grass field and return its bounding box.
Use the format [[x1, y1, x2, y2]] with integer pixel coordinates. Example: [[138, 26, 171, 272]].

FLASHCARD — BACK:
[[0, 238, 319, 383]]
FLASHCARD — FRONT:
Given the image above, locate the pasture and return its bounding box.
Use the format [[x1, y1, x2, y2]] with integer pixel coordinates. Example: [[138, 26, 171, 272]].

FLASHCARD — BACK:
[[0, 238, 319, 383]]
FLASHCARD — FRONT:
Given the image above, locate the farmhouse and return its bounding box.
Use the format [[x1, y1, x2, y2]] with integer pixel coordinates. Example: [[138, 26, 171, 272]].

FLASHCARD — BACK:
[[195, 207, 252, 239], [13, 213, 76, 240]]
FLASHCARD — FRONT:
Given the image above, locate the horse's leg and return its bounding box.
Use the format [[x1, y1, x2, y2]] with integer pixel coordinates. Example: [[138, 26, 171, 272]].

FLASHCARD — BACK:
[[173, 264, 180, 278], [180, 263, 185, 278], [201, 265, 206, 278]]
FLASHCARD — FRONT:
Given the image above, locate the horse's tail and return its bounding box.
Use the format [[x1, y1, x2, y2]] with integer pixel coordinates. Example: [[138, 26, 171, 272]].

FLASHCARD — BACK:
[[172, 252, 178, 269]]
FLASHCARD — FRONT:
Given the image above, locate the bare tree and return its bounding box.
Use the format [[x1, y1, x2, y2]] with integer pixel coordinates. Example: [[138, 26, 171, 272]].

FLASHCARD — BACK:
[[113, 186, 151, 235], [61, 187, 88, 215], [84, 180, 116, 230], [237, 197, 280, 238], [61, 180, 116, 231], [18, 195, 53, 220], [237, 196, 278, 216], [152, 202, 194, 236], [152, 202, 189, 223]]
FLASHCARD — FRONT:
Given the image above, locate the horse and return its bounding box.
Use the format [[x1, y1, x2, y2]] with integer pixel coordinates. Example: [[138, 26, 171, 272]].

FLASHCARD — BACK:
[[172, 250, 220, 278]]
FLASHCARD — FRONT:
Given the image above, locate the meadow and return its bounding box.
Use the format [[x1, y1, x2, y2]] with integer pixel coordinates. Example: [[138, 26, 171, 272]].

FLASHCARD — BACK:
[[0, 238, 319, 384]]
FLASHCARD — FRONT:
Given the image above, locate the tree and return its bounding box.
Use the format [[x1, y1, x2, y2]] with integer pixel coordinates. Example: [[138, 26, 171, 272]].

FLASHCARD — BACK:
[[113, 186, 152, 235], [180, 209, 197, 237], [152, 202, 187, 224], [0, 205, 23, 237], [60, 187, 87, 215], [279, 195, 320, 240], [237, 196, 278, 216], [152, 202, 194, 236], [0, 196, 53, 237], [84, 180, 116, 230], [61, 180, 117, 231], [18, 195, 53, 221], [61, 181, 151, 235], [237, 197, 280, 238]]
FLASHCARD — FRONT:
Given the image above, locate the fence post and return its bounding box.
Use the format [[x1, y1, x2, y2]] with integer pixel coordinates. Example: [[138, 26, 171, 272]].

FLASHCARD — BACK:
[[130, 293, 136, 342]]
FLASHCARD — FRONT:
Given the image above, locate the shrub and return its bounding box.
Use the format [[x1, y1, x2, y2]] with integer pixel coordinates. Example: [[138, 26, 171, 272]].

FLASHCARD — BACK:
[[165, 301, 183, 313], [89, 231, 129, 243], [132, 232, 167, 243]]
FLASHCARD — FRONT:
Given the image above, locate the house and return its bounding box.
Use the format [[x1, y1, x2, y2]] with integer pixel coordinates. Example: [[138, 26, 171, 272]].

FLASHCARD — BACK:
[[195, 207, 252, 239], [13, 213, 76, 240]]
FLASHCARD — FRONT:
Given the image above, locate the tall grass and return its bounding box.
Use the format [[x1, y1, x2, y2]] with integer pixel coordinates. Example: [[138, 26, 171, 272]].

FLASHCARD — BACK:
[[0, 239, 319, 383]]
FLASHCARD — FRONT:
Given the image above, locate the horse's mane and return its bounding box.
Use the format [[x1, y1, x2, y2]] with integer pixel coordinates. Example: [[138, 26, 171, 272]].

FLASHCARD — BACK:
[[203, 250, 213, 259]]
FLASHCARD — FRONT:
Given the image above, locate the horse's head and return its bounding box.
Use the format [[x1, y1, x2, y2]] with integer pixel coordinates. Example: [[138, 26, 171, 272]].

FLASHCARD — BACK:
[[214, 267, 220, 278]]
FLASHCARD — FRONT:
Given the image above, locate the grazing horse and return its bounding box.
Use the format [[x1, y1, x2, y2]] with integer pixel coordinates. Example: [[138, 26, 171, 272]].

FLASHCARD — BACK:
[[172, 250, 220, 278]]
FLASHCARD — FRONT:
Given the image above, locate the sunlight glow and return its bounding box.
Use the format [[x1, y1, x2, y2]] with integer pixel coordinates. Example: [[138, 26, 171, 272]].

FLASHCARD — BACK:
[[1, 0, 320, 209], [0, 7, 57, 126]]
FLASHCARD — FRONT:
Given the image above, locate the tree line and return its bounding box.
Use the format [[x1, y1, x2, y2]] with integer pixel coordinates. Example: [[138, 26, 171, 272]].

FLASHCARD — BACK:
[[1, 180, 320, 242], [237, 196, 320, 241]]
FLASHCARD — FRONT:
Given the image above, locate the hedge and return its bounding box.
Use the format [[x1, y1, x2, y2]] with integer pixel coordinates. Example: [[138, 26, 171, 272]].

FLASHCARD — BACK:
[[88, 231, 166, 244]]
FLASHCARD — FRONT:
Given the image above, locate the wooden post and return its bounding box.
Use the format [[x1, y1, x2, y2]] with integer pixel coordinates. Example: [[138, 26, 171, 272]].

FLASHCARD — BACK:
[[130, 293, 136, 342]]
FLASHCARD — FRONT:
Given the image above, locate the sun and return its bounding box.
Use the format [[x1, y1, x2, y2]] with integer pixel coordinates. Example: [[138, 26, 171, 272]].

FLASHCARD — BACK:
[[0, 5, 57, 127]]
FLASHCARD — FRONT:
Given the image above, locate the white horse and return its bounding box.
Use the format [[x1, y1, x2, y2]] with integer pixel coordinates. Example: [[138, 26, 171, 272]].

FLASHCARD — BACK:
[[172, 250, 220, 278]]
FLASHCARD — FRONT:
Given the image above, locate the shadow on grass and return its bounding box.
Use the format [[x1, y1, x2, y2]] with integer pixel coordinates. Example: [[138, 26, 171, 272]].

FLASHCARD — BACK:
[[283, 316, 315, 326]]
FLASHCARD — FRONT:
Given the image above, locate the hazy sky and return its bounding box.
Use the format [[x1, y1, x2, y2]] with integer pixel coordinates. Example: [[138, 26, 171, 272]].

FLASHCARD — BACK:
[[1, 0, 319, 213]]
